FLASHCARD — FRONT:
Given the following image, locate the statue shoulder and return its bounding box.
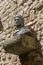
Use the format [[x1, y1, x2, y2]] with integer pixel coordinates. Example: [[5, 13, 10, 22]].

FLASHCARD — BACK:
[[12, 27, 35, 37], [17, 27, 34, 37]]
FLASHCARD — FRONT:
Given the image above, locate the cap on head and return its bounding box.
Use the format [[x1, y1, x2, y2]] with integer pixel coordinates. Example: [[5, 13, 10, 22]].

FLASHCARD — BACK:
[[14, 15, 24, 27]]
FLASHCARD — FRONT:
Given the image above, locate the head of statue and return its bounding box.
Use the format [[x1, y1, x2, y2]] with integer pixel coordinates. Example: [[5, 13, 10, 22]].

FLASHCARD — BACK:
[[14, 15, 24, 29]]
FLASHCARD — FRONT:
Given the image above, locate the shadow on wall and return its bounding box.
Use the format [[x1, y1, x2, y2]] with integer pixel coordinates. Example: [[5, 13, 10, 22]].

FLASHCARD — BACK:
[[0, 18, 3, 31]]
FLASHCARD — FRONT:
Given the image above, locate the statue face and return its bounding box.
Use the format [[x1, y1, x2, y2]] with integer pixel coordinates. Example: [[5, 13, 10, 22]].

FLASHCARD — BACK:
[[14, 17, 21, 26], [14, 15, 24, 28]]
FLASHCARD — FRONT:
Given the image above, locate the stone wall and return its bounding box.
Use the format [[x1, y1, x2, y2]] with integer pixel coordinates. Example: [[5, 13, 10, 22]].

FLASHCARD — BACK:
[[0, 0, 43, 65]]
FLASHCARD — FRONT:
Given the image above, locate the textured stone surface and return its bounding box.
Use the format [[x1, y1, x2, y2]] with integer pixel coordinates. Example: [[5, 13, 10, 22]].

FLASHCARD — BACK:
[[0, 0, 43, 65]]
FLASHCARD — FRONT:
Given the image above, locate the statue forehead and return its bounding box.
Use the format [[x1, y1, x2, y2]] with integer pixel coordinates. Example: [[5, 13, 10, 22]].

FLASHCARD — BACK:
[[14, 15, 24, 20], [15, 15, 20, 18], [14, 17, 20, 20]]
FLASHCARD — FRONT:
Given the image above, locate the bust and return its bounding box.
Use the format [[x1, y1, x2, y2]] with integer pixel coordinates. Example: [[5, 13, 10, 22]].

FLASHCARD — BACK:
[[3, 15, 38, 56], [3, 15, 42, 65]]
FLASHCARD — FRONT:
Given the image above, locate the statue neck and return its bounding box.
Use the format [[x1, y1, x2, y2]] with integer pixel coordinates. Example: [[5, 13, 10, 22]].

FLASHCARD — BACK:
[[15, 26, 22, 30]]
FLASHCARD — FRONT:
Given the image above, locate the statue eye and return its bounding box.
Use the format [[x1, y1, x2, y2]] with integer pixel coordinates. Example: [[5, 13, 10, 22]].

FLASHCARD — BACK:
[[15, 19, 19, 21], [14, 19, 16, 21]]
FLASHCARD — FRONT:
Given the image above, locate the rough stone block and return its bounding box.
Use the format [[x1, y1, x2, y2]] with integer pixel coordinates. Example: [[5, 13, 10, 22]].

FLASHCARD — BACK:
[[2, 22, 9, 31]]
